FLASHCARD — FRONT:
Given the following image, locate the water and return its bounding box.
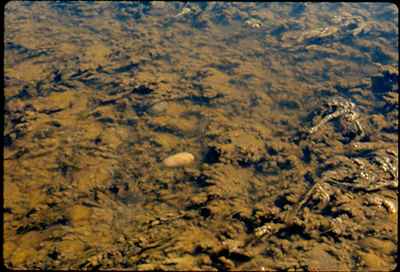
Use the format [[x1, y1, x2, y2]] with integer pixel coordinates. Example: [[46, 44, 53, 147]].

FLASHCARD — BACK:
[[4, 2, 398, 270]]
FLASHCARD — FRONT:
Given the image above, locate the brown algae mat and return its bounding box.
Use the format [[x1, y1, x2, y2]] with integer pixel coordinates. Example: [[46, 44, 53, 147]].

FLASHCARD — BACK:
[[3, 2, 398, 270]]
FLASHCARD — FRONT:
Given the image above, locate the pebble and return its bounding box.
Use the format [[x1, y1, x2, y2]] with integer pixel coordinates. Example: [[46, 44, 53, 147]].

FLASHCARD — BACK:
[[149, 101, 168, 116], [163, 152, 195, 167]]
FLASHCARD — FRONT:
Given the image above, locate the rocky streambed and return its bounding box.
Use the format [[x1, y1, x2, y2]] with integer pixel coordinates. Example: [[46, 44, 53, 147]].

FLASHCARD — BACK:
[[4, 2, 398, 270]]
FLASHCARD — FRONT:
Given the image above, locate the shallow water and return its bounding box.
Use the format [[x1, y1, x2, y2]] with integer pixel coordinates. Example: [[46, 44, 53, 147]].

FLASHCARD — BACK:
[[4, 2, 399, 270]]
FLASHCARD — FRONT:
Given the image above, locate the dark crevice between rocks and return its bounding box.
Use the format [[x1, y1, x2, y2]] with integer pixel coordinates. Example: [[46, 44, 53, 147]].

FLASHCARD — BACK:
[[237, 159, 253, 168], [199, 207, 211, 219], [381, 126, 398, 134], [209, 62, 240, 75], [279, 100, 300, 110], [291, 130, 309, 145], [52, 70, 62, 83], [4, 134, 13, 147], [274, 195, 291, 211], [5, 41, 49, 59], [148, 124, 184, 137], [190, 174, 215, 188], [4, 207, 13, 214], [80, 78, 101, 86], [97, 116, 115, 124], [109, 184, 119, 194], [371, 72, 398, 96], [41, 108, 64, 115], [220, 249, 252, 263], [232, 212, 257, 233], [113, 62, 139, 73], [339, 131, 358, 144], [122, 118, 137, 126], [203, 146, 221, 164], [320, 229, 342, 244], [277, 159, 294, 170], [15, 85, 35, 100], [48, 120, 62, 128], [267, 147, 278, 156], [132, 103, 149, 116], [186, 194, 221, 219], [16, 217, 70, 235], [26, 208, 37, 218], [209, 248, 252, 270], [70, 68, 91, 79], [188, 95, 213, 105], [303, 171, 314, 187], [133, 85, 154, 95], [93, 136, 102, 145], [316, 162, 336, 177], [173, 93, 223, 107], [16, 224, 41, 235], [48, 249, 60, 260], [344, 149, 373, 159], [301, 146, 312, 163], [335, 85, 352, 98], [276, 224, 311, 240]]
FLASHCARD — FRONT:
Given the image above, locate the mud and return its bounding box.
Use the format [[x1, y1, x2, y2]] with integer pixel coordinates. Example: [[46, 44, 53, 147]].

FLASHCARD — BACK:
[[3, 2, 398, 270]]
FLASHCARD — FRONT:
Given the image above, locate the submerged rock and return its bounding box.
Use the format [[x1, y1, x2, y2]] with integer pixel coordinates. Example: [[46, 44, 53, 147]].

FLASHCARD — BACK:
[[148, 101, 168, 116], [244, 18, 262, 29], [163, 152, 195, 167]]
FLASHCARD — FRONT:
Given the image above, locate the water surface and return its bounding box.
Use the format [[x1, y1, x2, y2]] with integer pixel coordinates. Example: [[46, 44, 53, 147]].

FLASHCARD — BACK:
[[4, 2, 398, 270]]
